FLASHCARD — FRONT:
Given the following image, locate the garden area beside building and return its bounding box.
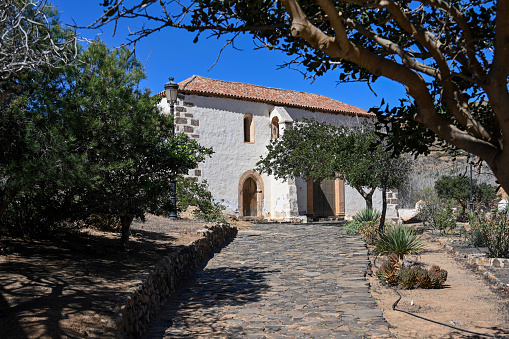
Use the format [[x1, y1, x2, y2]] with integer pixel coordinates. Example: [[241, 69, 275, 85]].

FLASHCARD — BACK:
[[344, 166, 509, 338]]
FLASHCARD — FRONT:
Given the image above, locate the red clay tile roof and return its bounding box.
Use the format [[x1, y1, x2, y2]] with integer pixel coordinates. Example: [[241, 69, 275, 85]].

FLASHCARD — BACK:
[[159, 75, 372, 118]]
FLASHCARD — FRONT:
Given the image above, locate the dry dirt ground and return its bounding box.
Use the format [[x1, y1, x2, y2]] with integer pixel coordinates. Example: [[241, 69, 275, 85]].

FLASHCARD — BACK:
[[368, 233, 509, 338], [1, 219, 509, 338], [0, 214, 206, 338]]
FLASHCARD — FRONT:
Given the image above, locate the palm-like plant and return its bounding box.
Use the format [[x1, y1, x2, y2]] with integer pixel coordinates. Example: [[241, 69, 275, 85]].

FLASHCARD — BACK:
[[353, 207, 381, 222], [375, 224, 425, 260]]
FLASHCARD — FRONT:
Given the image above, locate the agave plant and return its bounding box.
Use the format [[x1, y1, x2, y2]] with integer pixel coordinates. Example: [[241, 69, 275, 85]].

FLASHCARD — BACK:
[[353, 207, 381, 222], [375, 224, 425, 260]]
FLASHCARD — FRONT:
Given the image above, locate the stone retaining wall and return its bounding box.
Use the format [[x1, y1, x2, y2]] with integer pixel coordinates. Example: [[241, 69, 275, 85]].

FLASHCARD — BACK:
[[115, 222, 237, 338], [464, 254, 509, 268], [435, 237, 509, 290], [435, 237, 509, 268]]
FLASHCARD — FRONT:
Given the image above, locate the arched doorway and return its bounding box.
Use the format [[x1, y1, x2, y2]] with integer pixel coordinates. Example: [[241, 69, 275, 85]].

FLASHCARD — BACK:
[[238, 170, 264, 218], [243, 177, 257, 216]]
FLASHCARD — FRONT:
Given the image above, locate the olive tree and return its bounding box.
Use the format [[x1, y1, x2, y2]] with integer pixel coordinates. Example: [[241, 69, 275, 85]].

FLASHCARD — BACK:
[[256, 119, 410, 231]]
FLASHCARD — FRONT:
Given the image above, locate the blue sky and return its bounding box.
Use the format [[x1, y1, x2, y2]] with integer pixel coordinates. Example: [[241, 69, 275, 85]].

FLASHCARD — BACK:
[[50, 1, 406, 111]]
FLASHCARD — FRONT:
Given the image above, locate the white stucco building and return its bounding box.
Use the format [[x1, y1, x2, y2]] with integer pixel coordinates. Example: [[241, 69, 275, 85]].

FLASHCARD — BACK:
[[159, 75, 398, 222]]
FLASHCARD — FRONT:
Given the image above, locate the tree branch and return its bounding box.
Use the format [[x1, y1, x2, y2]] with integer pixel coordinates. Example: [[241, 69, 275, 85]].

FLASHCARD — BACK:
[[0, 0, 78, 80], [418, 0, 484, 78]]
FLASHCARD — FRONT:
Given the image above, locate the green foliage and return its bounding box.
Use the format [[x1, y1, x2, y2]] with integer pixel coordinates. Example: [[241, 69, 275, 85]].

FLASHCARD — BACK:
[[469, 225, 486, 248], [353, 207, 381, 223], [415, 266, 448, 289], [1, 40, 212, 248], [376, 260, 399, 286], [434, 201, 458, 233], [415, 188, 457, 233], [344, 220, 363, 235], [429, 265, 449, 288], [256, 119, 411, 222], [176, 177, 226, 222], [435, 175, 471, 212], [1, 3, 79, 229], [435, 175, 499, 214], [63, 41, 212, 248], [469, 212, 509, 258], [345, 208, 381, 236], [475, 182, 500, 211], [396, 267, 419, 289], [96, 0, 509, 197], [0, 189, 76, 237], [374, 224, 425, 260], [0, 0, 77, 80]]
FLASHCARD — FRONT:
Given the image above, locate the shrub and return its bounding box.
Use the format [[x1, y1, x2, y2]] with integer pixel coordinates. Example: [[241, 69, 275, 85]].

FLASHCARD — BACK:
[[434, 175, 471, 214], [152, 177, 227, 222], [0, 189, 78, 238], [467, 212, 486, 247], [353, 207, 381, 222], [435, 175, 499, 216], [416, 267, 433, 288], [416, 188, 457, 233], [469, 212, 509, 258], [429, 265, 448, 288], [376, 257, 400, 286], [359, 221, 380, 244], [374, 223, 425, 260], [434, 199, 458, 232], [475, 183, 500, 212], [344, 220, 363, 235], [469, 225, 486, 247], [415, 266, 448, 289]]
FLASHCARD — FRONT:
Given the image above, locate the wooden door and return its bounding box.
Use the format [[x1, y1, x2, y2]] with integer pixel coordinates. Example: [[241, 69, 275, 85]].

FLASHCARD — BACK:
[[243, 177, 257, 216], [313, 179, 335, 217]]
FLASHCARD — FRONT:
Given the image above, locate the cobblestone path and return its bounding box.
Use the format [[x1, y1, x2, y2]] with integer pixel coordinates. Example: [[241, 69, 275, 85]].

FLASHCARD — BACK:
[[145, 223, 393, 338]]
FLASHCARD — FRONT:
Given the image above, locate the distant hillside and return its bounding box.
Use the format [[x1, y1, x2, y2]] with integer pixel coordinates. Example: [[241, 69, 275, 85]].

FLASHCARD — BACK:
[[398, 150, 500, 209]]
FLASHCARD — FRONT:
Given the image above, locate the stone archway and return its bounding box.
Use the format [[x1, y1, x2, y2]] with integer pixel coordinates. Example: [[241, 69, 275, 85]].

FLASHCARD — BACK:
[[238, 170, 264, 218]]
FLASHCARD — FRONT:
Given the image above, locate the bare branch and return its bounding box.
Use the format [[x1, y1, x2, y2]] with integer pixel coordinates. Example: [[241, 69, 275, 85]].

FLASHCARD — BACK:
[[207, 32, 241, 71], [0, 0, 78, 80]]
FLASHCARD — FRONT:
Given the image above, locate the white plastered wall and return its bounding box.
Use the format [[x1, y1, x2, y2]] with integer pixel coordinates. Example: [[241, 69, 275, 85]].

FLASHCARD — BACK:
[[160, 95, 278, 217]]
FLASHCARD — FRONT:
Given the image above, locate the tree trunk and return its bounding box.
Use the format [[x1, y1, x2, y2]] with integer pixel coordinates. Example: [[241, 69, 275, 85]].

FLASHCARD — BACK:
[[355, 187, 375, 210], [488, 152, 509, 200], [120, 214, 134, 251], [379, 187, 387, 235]]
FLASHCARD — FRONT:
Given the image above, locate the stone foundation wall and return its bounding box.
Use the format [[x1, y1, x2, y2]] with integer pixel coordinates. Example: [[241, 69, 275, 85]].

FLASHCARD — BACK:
[[115, 222, 237, 338]]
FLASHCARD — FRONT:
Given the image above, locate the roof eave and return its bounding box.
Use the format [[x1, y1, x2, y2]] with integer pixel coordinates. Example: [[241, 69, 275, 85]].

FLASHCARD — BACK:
[[178, 89, 374, 118]]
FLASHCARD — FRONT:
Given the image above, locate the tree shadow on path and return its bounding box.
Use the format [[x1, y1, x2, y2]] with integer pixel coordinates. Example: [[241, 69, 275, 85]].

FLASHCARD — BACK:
[[146, 265, 275, 338]]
